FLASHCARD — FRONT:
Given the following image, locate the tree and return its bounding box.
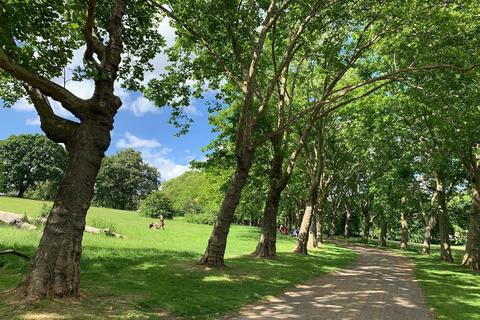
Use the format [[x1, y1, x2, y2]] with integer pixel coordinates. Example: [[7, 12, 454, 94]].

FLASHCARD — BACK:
[[93, 149, 160, 210], [0, 134, 68, 197], [139, 190, 174, 219], [160, 170, 224, 216], [0, 1, 165, 299]]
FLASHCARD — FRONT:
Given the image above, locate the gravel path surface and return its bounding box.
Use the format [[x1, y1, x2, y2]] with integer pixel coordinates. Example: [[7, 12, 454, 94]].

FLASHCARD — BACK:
[[232, 243, 433, 320]]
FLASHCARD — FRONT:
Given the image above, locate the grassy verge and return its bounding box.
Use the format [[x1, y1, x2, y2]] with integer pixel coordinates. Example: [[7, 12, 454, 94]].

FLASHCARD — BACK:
[[0, 196, 356, 319], [348, 238, 480, 320]]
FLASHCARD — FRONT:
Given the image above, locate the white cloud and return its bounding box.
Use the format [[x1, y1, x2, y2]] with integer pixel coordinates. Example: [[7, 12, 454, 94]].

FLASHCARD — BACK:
[[25, 116, 41, 126], [12, 98, 35, 112], [117, 132, 161, 149], [145, 156, 189, 181], [115, 132, 189, 181], [184, 105, 202, 117], [121, 95, 160, 117]]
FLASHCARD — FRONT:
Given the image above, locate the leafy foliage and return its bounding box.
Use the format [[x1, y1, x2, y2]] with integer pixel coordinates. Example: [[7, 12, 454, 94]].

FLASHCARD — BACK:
[[0, 134, 68, 197], [93, 149, 160, 211], [139, 190, 174, 219]]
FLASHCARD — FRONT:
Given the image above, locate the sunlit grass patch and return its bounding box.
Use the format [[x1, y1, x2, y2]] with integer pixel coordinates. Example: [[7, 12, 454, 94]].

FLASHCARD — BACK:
[[0, 196, 356, 319]]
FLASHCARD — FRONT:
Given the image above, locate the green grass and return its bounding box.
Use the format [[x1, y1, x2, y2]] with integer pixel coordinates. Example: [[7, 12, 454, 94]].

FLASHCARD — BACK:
[[0, 196, 356, 319], [349, 238, 480, 320]]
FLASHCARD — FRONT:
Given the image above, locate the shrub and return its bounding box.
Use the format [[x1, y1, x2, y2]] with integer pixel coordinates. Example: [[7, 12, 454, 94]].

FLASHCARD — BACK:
[[39, 203, 52, 218], [184, 212, 217, 225], [28, 180, 59, 201], [139, 190, 174, 219]]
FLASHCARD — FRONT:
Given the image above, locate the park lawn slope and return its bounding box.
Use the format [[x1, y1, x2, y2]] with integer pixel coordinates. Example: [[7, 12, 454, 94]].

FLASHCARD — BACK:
[[0, 196, 356, 319], [350, 238, 480, 320]]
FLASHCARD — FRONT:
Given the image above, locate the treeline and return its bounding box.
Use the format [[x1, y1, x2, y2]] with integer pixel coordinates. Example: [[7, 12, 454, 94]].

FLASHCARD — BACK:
[[0, 135, 160, 211]]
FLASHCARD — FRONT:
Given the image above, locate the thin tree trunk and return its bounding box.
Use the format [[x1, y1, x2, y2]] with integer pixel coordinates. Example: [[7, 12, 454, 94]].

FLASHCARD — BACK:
[[400, 199, 409, 250], [308, 214, 318, 248], [315, 205, 324, 245], [344, 203, 351, 239], [462, 159, 480, 272], [362, 203, 370, 243], [421, 212, 436, 255], [435, 171, 454, 262], [379, 218, 387, 246], [293, 117, 325, 255], [17, 125, 110, 300], [17, 185, 26, 198], [328, 200, 338, 240]]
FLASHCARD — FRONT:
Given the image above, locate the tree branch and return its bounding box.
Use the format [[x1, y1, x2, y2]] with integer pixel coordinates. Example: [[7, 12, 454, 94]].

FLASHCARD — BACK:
[[25, 85, 79, 144], [0, 49, 88, 116], [83, 0, 105, 68], [0, 249, 29, 260]]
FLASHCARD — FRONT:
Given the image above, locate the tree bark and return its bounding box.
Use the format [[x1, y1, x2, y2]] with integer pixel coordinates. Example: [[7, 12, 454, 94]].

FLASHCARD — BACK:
[[361, 203, 371, 243], [308, 214, 318, 248], [344, 203, 351, 239], [315, 205, 324, 245], [200, 153, 254, 267], [379, 218, 387, 247], [421, 212, 436, 255], [17, 185, 26, 198], [17, 124, 111, 300], [435, 171, 454, 262], [254, 166, 282, 258], [293, 117, 325, 255], [294, 201, 315, 255], [400, 203, 409, 250], [462, 158, 480, 271]]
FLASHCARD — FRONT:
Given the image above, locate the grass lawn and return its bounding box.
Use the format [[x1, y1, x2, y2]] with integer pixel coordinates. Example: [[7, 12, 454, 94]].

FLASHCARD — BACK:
[[0, 196, 357, 319], [349, 238, 480, 320]]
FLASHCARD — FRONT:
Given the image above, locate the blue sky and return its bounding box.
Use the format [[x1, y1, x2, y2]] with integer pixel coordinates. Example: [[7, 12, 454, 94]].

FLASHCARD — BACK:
[[0, 94, 217, 180], [0, 20, 219, 180]]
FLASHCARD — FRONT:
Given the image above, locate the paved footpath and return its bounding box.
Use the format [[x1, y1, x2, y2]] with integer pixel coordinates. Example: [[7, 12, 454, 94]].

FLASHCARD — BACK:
[[232, 243, 434, 320]]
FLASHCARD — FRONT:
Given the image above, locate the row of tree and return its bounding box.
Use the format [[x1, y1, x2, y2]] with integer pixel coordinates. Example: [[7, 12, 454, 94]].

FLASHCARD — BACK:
[[0, 0, 478, 301]]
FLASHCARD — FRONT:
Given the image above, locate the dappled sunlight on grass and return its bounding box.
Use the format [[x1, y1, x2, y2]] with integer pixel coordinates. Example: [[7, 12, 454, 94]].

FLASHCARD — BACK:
[[0, 196, 356, 319]]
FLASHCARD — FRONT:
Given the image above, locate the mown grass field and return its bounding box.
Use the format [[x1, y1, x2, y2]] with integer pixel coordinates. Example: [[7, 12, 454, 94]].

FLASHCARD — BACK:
[[0, 196, 356, 319], [349, 238, 480, 320]]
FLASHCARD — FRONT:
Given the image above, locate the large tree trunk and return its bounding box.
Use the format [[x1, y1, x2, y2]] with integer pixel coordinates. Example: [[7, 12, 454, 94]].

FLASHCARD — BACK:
[[254, 134, 284, 258], [400, 205, 409, 250], [254, 177, 282, 258], [421, 212, 436, 255], [17, 125, 110, 300], [379, 218, 387, 247], [293, 200, 315, 255], [435, 171, 454, 262], [462, 160, 480, 272], [344, 203, 351, 239], [200, 155, 253, 267]]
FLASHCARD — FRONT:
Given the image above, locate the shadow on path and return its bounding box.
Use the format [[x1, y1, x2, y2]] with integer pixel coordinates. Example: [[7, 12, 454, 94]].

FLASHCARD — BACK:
[[231, 241, 433, 320]]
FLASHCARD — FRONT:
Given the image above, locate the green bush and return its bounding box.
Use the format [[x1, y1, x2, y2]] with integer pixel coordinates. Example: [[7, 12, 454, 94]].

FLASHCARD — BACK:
[[184, 212, 217, 225], [39, 203, 52, 218], [139, 190, 174, 219], [28, 180, 59, 201]]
